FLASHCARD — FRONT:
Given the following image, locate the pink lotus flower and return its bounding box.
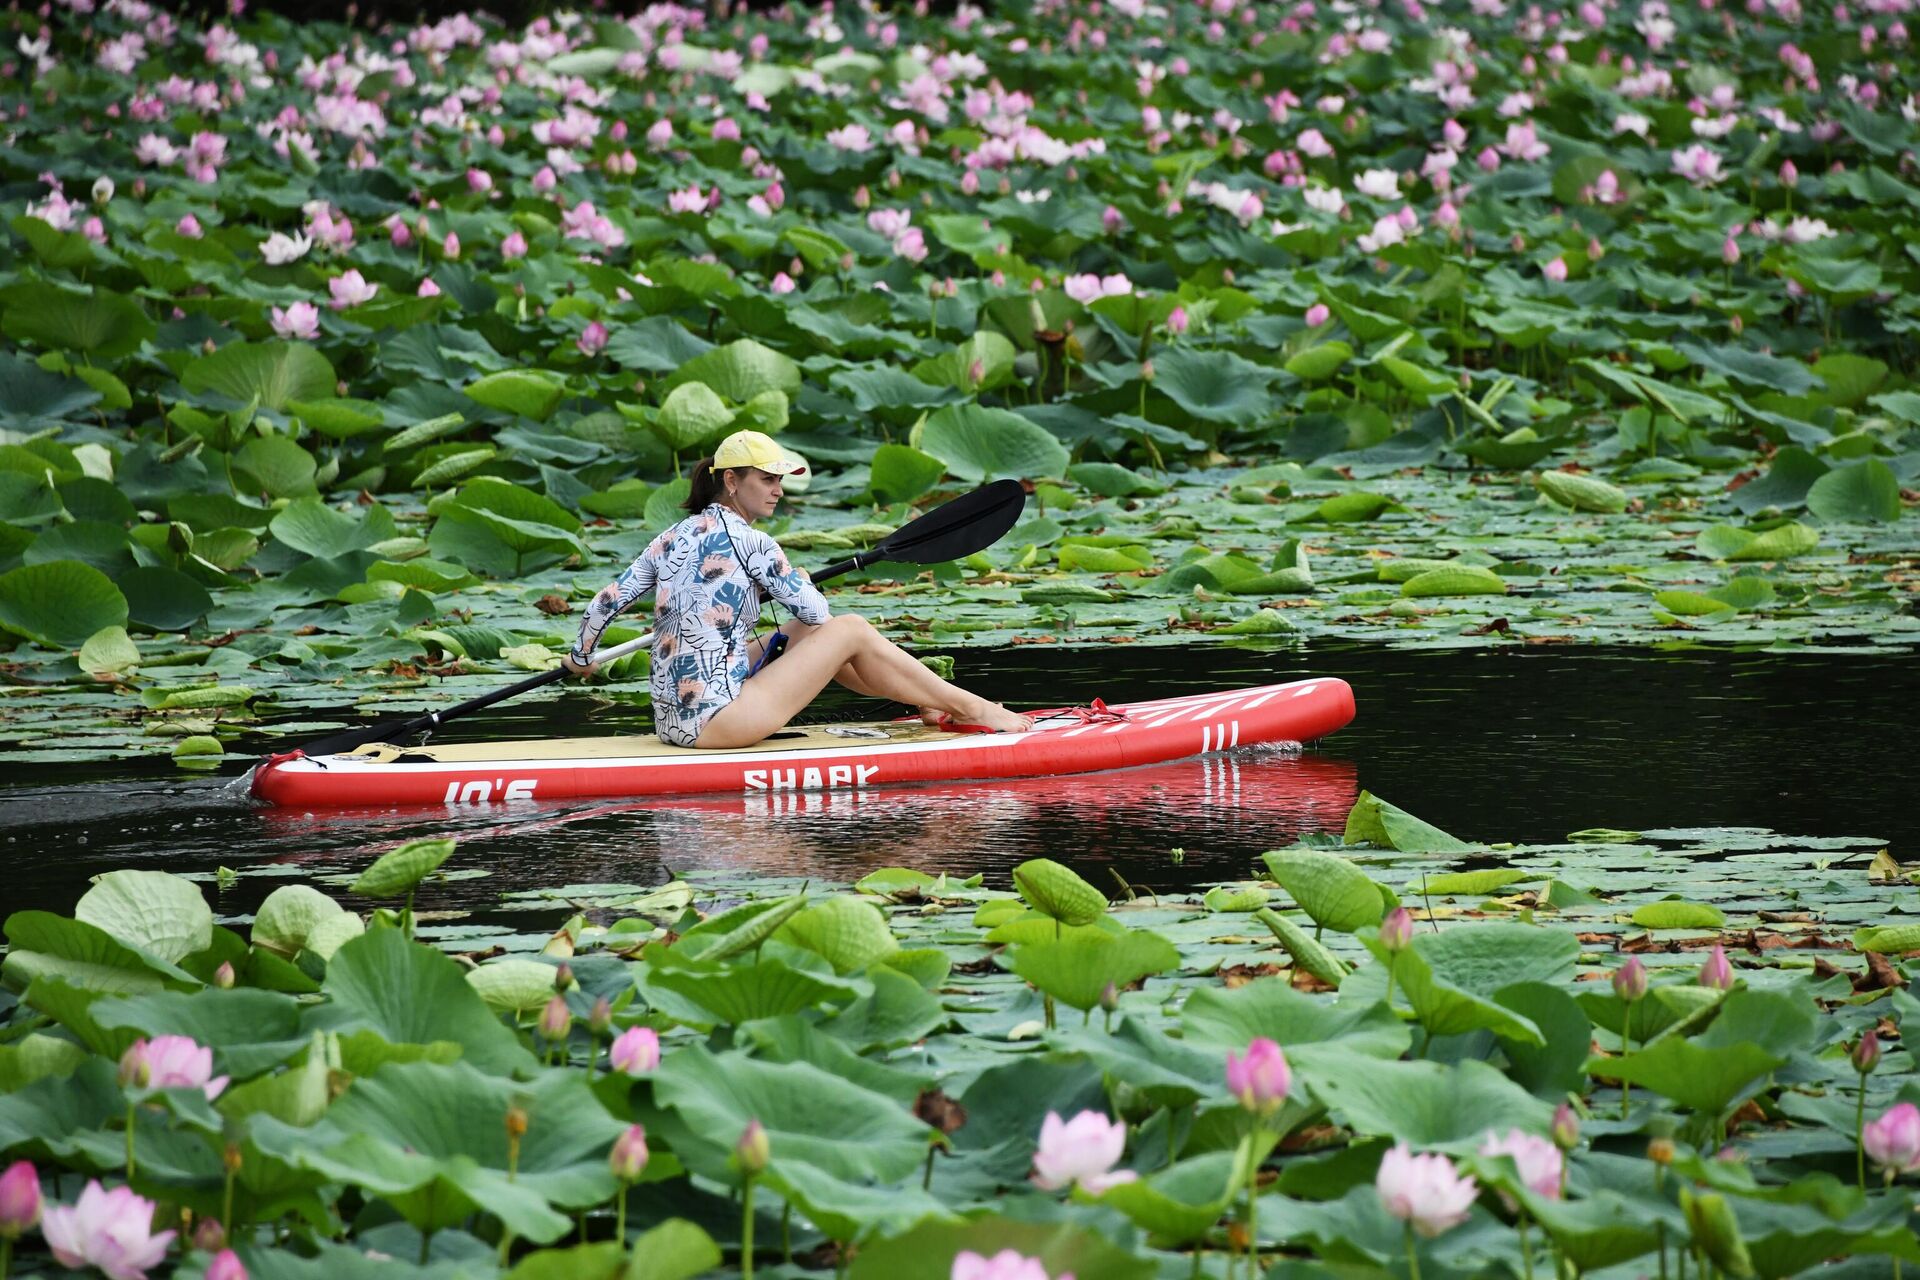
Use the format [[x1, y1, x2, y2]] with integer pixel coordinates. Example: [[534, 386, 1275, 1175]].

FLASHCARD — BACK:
[[1166, 306, 1189, 336], [120, 1036, 228, 1099], [532, 166, 558, 192], [1479, 1129, 1563, 1200], [1475, 147, 1501, 172], [770, 271, 796, 295], [1699, 944, 1734, 990], [1031, 1110, 1137, 1194], [609, 1026, 660, 1076], [206, 1248, 247, 1280], [1226, 1037, 1291, 1114], [1062, 273, 1133, 305], [952, 1251, 1071, 1280], [1779, 159, 1799, 187], [609, 1124, 649, 1181], [466, 168, 492, 194], [328, 270, 378, 311], [417, 279, 442, 298], [1721, 237, 1741, 265], [1543, 257, 1568, 282], [1671, 144, 1723, 184], [271, 301, 321, 340], [441, 231, 460, 260], [1379, 906, 1415, 950], [1376, 1143, 1478, 1237], [0, 1160, 41, 1238], [894, 226, 928, 262], [647, 118, 674, 149], [826, 123, 874, 152], [40, 1181, 176, 1280], [577, 320, 609, 357], [501, 230, 528, 260], [1304, 303, 1331, 327], [176, 214, 203, 239], [260, 231, 312, 265], [1296, 127, 1334, 158], [1612, 955, 1649, 1002], [1863, 1102, 1920, 1175], [667, 185, 707, 215], [714, 118, 742, 142]]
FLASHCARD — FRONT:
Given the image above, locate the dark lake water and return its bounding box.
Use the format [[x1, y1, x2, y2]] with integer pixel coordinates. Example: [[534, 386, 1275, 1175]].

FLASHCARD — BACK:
[[2, 642, 1911, 921]]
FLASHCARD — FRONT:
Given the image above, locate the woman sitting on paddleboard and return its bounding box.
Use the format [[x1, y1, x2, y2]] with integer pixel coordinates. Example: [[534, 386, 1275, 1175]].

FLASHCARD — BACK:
[[562, 430, 1031, 749]]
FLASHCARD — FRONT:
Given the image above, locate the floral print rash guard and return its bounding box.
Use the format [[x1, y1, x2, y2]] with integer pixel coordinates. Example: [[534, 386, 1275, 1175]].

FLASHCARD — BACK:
[[569, 504, 831, 746]]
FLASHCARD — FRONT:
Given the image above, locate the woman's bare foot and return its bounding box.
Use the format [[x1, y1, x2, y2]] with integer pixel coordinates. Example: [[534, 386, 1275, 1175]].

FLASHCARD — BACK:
[[918, 707, 946, 726], [947, 701, 1032, 734]]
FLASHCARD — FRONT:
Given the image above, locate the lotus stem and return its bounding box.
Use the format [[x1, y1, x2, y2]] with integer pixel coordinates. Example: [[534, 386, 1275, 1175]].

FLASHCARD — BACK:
[[615, 1183, 627, 1248], [125, 1101, 137, 1181], [922, 1144, 935, 1191], [1383, 955, 1397, 1012], [782, 1202, 792, 1263], [4, 1235, 13, 1279], [741, 1175, 757, 1280], [497, 1227, 514, 1268], [420, 1227, 433, 1266], [1658, 1221, 1669, 1280], [1854, 1069, 1868, 1191], [1519, 1214, 1534, 1280], [1620, 1001, 1636, 1118], [1404, 1222, 1421, 1280], [1244, 1146, 1260, 1278]]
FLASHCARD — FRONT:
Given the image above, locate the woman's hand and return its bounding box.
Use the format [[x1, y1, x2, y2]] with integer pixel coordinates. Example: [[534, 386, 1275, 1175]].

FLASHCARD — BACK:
[[561, 652, 597, 679]]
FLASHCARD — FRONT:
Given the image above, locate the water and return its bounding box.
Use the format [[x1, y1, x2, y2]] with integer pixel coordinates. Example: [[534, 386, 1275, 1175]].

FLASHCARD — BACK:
[[2, 643, 1910, 921]]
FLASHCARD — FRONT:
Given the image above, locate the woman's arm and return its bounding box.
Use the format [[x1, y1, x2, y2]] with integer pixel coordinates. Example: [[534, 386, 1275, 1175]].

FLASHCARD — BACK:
[[739, 527, 831, 625], [568, 544, 660, 667]]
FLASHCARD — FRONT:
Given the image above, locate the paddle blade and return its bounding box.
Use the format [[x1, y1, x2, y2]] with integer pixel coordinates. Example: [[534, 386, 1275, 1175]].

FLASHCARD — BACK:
[[870, 478, 1027, 565]]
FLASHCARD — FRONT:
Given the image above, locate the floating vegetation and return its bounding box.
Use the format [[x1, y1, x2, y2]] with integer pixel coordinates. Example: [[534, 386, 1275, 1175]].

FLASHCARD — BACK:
[[0, 797, 1914, 1278]]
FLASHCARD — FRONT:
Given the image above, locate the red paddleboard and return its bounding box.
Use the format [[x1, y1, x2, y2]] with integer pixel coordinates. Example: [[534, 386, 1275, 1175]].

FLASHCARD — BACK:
[[248, 677, 1355, 811]]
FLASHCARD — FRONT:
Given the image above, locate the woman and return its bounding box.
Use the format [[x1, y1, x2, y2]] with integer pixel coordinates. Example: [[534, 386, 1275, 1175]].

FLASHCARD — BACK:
[[563, 429, 1031, 749]]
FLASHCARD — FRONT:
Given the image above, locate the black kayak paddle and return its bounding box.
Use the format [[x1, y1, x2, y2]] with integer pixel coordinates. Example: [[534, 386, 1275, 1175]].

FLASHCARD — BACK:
[[275, 479, 1028, 759]]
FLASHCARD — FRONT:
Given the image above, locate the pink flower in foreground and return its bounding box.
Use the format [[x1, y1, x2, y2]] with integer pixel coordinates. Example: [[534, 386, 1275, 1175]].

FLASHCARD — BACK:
[[206, 1248, 247, 1280], [952, 1250, 1071, 1280], [271, 301, 320, 340], [1863, 1102, 1920, 1175], [1376, 1143, 1478, 1237], [1543, 257, 1568, 282], [417, 279, 441, 298], [501, 230, 528, 260], [1479, 1129, 1563, 1199], [327, 270, 378, 311], [1031, 1111, 1136, 1194], [770, 271, 796, 295], [608, 1026, 660, 1076], [1226, 1037, 1291, 1114], [1304, 302, 1331, 327], [39, 1181, 176, 1280], [577, 320, 609, 357], [0, 1160, 41, 1238]]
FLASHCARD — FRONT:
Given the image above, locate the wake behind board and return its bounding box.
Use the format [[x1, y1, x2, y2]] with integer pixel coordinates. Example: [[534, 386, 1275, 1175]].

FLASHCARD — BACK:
[[248, 677, 1355, 809]]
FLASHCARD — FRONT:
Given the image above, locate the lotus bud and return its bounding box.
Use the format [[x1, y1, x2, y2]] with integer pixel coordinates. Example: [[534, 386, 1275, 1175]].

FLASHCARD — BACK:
[[538, 995, 571, 1042], [589, 995, 613, 1037], [1612, 956, 1648, 1002], [1779, 159, 1798, 187], [839, 253, 855, 272], [193, 1217, 227, 1252], [1551, 1102, 1580, 1151], [609, 1026, 660, 1076], [1166, 306, 1189, 335], [553, 963, 574, 993], [1647, 1135, 1675, 1165], [1721, 237, 1740, 265], [1730, 313, 1744, 336], [1141, 359, 1155, 382], [92, 175, 114, 204], [1379, 906, 1415, 952], [610, 1124, 650, 1181], [442, 230, 460, 260], [1863, 1102, 1920, 1174], [1304, 302, 1331, 327], [967, 358, 985, 385], [735, 1119, 770, 1175], [1099, 981, 1120, 1013], [213, 961, 236, 989], [1226, 1037, 1292, 1114], [1698, 945, 1734, 991], [0, 1160, 42, 1239], [1852, 1030, 1880, 1075], [205, 1248, 247, 1280], [505, 1105, 529, 1141], [202, 338, 218, 356], [119, 1038, 152, 1089], [853, 184, 871, 209], [1587, 236, 1604, 261]]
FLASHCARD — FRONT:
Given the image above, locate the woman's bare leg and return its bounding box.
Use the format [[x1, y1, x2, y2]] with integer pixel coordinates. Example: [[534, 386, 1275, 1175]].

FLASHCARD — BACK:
[[698, 614, 1027, 748], [750, 621, 941, 721]]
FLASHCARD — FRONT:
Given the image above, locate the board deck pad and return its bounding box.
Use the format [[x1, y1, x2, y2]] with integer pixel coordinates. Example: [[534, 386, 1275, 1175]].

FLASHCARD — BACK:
[[250, 678, 1357, 809]]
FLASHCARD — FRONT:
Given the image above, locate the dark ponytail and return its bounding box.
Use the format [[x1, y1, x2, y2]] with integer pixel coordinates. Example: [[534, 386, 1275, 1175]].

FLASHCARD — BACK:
[[683, 457, 727, 514]]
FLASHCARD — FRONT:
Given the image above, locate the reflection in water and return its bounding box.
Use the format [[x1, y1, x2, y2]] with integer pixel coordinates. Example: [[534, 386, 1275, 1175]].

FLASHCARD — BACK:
[[251, 750, 1359, 906]]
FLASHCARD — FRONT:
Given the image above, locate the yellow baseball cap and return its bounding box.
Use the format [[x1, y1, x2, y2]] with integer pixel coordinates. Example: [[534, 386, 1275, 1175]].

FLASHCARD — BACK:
[[713, 429, 808, 478]]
